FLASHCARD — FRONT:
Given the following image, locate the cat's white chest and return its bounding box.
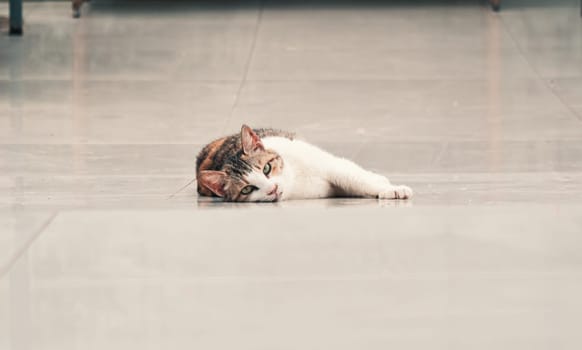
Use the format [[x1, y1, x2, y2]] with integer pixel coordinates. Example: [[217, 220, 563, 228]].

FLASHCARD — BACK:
[[285, 165, 333, 199], [262, 137, 335, 200]]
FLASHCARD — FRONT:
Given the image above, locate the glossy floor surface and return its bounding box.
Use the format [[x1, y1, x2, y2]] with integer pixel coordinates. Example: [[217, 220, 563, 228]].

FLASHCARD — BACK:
[[1, 0, 582, 349]]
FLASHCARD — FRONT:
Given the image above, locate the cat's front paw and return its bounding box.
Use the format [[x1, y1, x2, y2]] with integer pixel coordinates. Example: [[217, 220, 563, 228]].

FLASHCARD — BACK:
[[378, 185, 413, 200]]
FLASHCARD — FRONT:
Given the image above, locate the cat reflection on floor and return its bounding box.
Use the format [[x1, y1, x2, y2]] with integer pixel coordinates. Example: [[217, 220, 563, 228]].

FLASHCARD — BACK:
[[196, 125, 412, 202]]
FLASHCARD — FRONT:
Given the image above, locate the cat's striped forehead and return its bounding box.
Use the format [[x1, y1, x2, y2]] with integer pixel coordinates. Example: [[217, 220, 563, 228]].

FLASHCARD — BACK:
[[225, 149, 279, 178], [196, 128, 293, 174], [224, 153, 253, 180]]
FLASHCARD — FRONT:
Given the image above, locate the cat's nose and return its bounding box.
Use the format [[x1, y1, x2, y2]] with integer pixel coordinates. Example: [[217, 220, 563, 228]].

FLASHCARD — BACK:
[[267, 184, 278, 196]]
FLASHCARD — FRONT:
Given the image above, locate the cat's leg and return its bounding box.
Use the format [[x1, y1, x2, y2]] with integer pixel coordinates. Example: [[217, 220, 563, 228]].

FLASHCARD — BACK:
[[325, 156, 413, 200]]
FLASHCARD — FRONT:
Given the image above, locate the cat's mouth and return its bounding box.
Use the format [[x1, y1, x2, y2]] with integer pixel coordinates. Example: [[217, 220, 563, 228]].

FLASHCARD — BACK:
[[266, 184, 282, 202], [271, 191, 283, 202]]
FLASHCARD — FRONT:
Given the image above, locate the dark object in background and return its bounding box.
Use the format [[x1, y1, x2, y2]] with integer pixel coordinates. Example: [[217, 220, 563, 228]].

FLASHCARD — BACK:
[[490, 0, 500, 12], [8, 0, 22, 35], [73, 0, 90, 18], [6, 0, 582, 36]]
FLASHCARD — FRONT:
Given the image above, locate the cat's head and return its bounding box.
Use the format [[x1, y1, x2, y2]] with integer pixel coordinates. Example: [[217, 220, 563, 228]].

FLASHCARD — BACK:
[[198, 125, 285, 202]]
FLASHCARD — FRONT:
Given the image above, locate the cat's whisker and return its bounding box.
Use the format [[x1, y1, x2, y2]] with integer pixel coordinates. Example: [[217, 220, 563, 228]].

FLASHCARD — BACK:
[[167, 177, 197, 200]]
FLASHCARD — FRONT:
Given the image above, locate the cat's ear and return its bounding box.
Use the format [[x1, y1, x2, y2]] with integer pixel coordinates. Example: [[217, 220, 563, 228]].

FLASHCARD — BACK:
[[240, 124, 264, 154], [198, 170, 227, 197]]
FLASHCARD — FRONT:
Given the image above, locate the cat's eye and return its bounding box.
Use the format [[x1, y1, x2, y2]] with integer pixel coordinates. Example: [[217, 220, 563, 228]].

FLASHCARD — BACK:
[[240, 186, 255, 195], [263, 163, 271, 176]]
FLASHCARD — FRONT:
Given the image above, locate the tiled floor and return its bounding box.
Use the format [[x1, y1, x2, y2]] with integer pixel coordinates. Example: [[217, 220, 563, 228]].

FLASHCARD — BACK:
[[1, 0, 582, 349]]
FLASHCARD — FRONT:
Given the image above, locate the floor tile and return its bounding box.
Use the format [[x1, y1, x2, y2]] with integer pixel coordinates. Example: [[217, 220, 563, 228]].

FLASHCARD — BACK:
[[353, 139, 582, 173], [437, 140, 582, 172], [248, 47, 537, 81], [229, 80, 581, 142], [18, 206, 582, 278], [1, 207, 581, 349], [1, 40, 253, 81], [258, 4, 514, 50], [0, 144, 202, 176], [0, 175, 197, 210], [0, 81, 238, 144], [1, 3, 259, 81]]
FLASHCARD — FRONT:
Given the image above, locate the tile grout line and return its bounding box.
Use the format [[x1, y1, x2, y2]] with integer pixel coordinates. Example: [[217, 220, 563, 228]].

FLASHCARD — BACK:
[[0, 211, 59, 279], [544, 78, 582, 123], [497, 11, 582, 124], [3, 78, 571, 84], [223, 1, 264, 133]]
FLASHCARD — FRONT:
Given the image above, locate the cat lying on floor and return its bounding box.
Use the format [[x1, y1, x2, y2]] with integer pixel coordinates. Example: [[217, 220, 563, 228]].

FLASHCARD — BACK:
[[196, 125, 412, 202]]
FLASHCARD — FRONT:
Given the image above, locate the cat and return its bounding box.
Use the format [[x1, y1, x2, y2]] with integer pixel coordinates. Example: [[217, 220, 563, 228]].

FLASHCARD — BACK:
[[196, 125, 413, 202]]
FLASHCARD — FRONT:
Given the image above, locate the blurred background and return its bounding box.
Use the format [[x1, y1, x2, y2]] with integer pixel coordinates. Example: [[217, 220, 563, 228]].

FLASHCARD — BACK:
[[1, 1, 582, 349]]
